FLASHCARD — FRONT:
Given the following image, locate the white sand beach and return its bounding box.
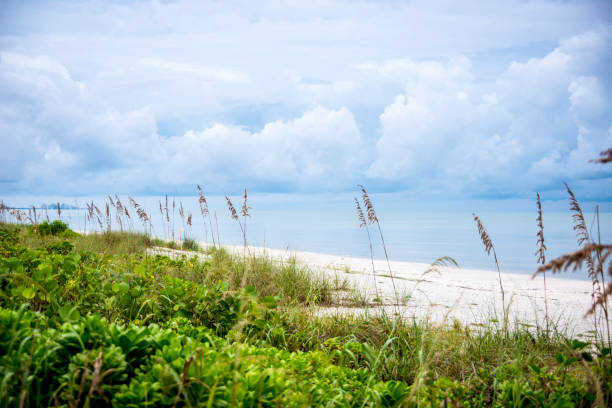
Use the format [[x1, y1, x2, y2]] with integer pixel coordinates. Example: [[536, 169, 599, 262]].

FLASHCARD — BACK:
[[191, 243, 607, 337]]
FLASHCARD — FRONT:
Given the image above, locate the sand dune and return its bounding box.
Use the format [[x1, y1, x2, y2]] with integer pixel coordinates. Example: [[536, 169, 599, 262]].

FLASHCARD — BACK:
[[202, 243, 607, 337]]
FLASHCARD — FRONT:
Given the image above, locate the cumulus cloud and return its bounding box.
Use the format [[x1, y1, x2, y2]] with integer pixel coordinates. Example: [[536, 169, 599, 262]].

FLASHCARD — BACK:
[[365, 28, 612, 198], [158, 106, 364, 191], [569, 76, 606, 119], [0, 1, 611, 198], [0, 48, 363, 194]]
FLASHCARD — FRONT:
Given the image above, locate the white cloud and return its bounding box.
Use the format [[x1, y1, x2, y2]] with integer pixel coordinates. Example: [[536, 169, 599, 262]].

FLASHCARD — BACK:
[[0, 49, 364, 194], [355, 57, 473, 87], [139, 57, 249, 84], [159, 106, 364, 190], [569, 76, 606, 118], [366, 28, 612, 197], [1, 52, 72, 81], [497, 49, 571, 110], [0, 1, 611, 198]]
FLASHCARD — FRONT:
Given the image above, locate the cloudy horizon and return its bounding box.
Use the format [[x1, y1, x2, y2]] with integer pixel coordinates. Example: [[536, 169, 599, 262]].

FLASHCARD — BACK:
[[1, 0, 611, 200]]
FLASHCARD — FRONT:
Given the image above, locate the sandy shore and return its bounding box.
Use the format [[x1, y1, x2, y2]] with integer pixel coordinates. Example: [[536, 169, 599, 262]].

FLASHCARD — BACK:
[[191, 243, 607, 337]]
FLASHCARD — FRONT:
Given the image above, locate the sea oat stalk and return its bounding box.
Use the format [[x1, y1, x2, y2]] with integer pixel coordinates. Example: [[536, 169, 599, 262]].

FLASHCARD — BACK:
[[590, 148, 612, 164], [473, 213, 506, 323], [565, 183, 605, 337], [355, 197, 380, 303], [197, 184, 215, 247], [226, 195, 250, 287], [534, 244, 612, 316], [535, 193, 549, 331], [358, 184, 400, 311]]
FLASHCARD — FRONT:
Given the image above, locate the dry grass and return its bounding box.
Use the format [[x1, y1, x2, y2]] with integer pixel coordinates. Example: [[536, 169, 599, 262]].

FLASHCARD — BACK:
[[535, 192, 549, 329], [566, 183, 596, 281], [534, 244, 612, 315], [129, 196, 151, 234], [358, 184, 400, 309], [473, 213, 506, 322], [563, 182, 611, 343], [225, 196, 238, 221], [225, 190, 252, 288], [590, 148, 612, 164], [535, 193, 547, 265], [197, 184, 215, 246], [354, 197, 379, 301]]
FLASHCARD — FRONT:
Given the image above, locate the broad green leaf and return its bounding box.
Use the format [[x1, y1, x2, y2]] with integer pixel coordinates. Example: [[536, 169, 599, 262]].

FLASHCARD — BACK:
[[37, 263, 53, 276], [59, 303, 81, 322], [134, 265, 146, 276], [22, 287, 36, 299]]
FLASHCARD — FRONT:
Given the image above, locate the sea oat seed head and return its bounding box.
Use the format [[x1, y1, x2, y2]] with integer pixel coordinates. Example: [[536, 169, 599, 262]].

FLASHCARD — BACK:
[[535, 193, 547, 265], [354, 197, 366, 228], [226, 196, 238, 221]]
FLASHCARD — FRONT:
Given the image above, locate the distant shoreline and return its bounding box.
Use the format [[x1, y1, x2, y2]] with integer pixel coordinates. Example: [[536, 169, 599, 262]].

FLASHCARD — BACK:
[[10, 207, 86, 210]]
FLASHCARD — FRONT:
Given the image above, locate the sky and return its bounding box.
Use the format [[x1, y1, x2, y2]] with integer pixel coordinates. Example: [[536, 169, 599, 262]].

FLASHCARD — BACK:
[[1, 0, 611, 200]]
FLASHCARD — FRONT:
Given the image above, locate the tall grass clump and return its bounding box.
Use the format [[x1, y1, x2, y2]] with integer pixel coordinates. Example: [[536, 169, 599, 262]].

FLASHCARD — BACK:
[[151, 236, 199, 252], [203, 247, 333, 306]]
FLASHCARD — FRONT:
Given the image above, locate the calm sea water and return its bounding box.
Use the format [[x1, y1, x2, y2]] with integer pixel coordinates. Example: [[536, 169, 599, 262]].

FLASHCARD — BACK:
[[3, 193, 611, 280]]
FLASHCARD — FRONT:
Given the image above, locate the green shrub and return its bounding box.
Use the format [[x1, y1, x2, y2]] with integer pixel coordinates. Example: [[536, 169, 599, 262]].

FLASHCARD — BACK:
[[0, 307, 409, 407], [36, 220, 70, 236], [0, 227, 23, 258], [45, 240, 75, 255]]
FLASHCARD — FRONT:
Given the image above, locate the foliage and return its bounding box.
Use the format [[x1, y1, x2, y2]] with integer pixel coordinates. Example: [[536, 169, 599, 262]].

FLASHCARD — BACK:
[[0, 307, 409, 407], [0, 227, 22, 259], [150, 237, 199, 252], [0, 223, 611, 406], [35, 220, 76, 237]]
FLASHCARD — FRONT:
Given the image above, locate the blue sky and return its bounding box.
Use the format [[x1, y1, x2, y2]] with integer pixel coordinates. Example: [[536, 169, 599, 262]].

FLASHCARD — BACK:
[[1, 0, 611, 200]]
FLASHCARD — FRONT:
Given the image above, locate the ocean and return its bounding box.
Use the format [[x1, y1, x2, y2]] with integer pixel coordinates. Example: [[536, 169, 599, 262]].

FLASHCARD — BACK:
[[3, 192, 611, 280]]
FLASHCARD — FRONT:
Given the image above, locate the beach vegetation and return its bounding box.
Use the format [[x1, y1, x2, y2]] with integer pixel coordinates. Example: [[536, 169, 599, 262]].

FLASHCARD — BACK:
[[0, 148, 610, 406], [0, 213, 610, 406]]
